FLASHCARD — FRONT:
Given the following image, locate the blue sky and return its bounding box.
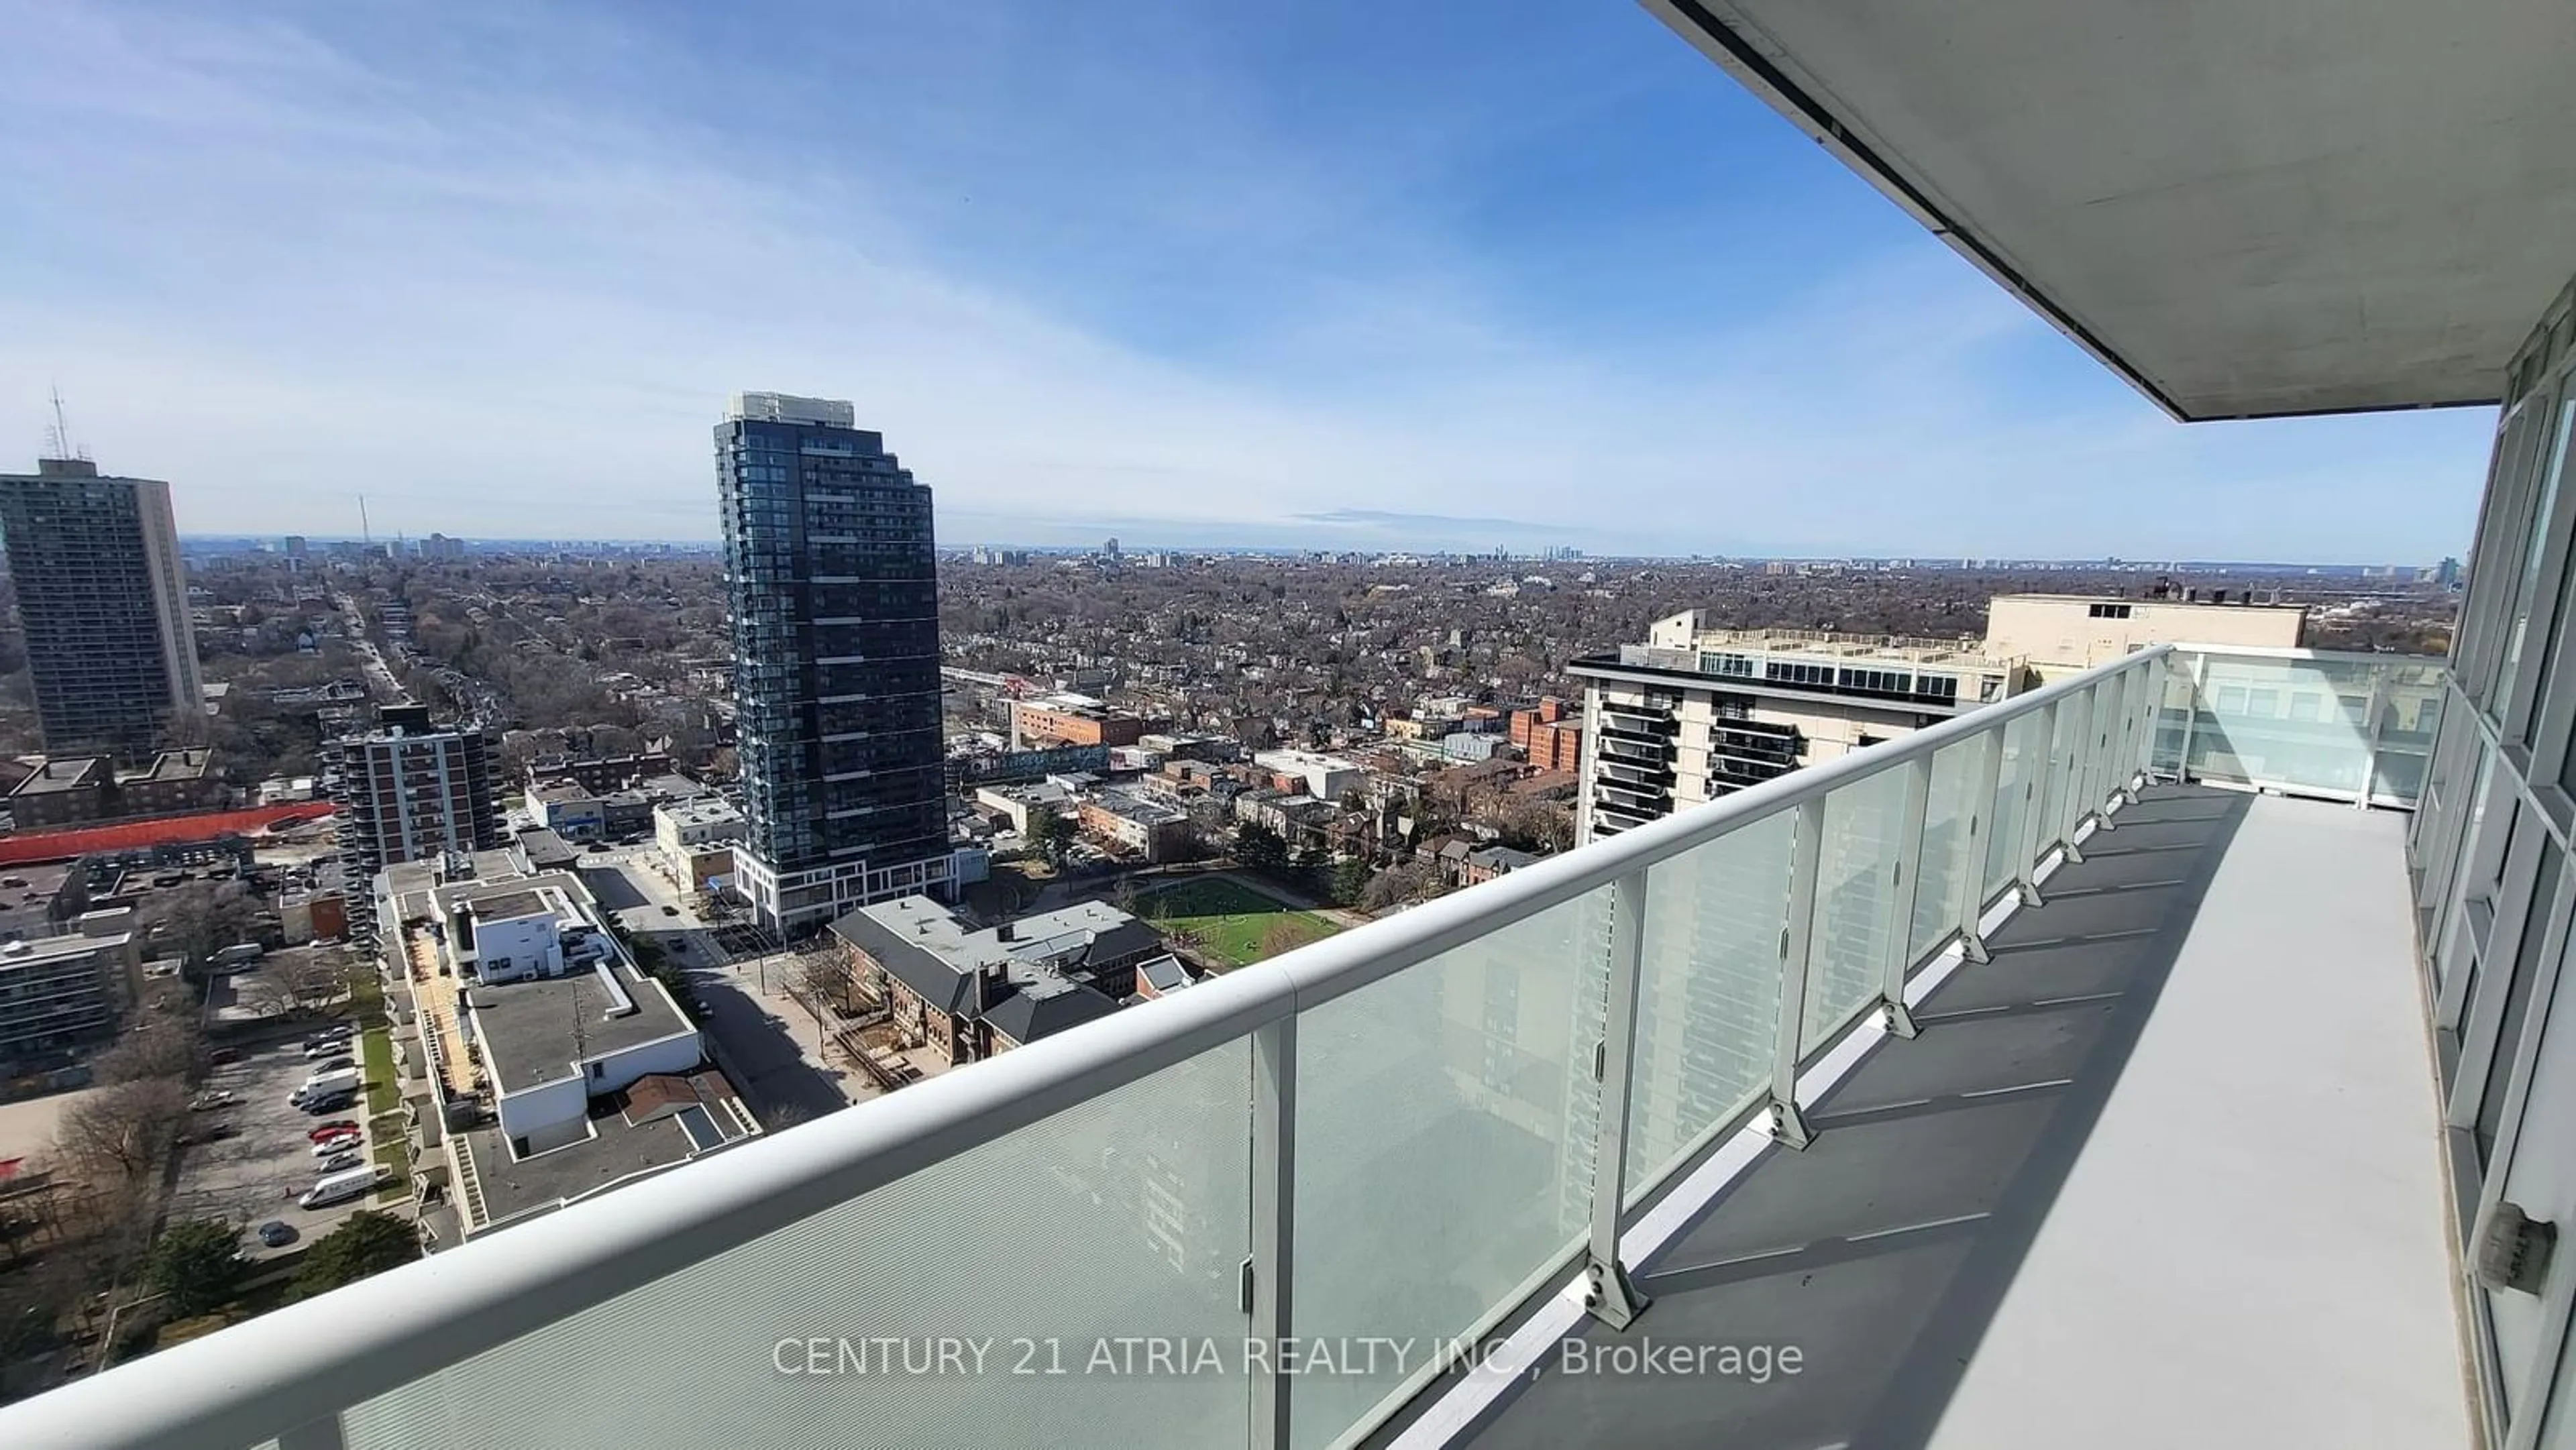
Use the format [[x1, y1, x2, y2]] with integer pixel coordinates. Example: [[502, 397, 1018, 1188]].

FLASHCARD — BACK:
[[0, 0, 2498, 559]]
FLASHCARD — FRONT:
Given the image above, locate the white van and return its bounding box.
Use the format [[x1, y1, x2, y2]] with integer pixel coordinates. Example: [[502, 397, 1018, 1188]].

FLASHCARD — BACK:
[[299, 1066, 361, 1096], [300, 1165, 386, 1210]]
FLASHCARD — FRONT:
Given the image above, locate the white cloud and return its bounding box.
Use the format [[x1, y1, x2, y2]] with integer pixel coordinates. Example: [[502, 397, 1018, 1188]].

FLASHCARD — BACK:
[[0, 1, 2496, 558]]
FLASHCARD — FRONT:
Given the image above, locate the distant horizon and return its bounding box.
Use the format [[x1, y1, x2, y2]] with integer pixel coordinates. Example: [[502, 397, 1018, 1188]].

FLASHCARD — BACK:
[[173, 530, 2455, 573]]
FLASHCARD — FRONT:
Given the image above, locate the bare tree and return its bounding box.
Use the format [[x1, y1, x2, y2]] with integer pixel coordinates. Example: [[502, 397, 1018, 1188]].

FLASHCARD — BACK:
[[794, 953, 853, 1017], [136, 883, 268, 974], [281, 947, 355, 1010], [94, 1017, 207, 1086], [1256, 917, 1311, 962], [1361, 861, 1438, 914], [57, 1078, 189, 1188]]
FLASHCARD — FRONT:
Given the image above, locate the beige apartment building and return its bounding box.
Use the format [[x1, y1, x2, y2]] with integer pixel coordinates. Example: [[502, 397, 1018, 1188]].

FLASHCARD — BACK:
[[1984, 591, 2306, 678], [1570, 612, 2029, 844]]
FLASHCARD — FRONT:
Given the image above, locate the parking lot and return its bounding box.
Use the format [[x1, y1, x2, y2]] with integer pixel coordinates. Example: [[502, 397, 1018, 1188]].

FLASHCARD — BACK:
[[166, 1035, 401, 1260]]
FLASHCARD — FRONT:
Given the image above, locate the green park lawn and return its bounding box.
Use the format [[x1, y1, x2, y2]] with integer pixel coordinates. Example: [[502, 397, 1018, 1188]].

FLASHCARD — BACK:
[[371, 1135, 412, 1205], [359, 1026, 397, 1116], [1137, 877, 1340, 968]]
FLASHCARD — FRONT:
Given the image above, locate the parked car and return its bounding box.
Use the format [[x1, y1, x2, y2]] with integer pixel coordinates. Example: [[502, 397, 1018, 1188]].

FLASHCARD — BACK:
[[307, 1121, 359, 1141], [302, 1029, 353, 1052], [189, 1091, 235, 1112], [311, 1132, 362, 1157], [175, 1122, 233, 1147], [301, 1091, 357, 1116], [305, 1056, 356, 1075], [317, 1150, 364, 1175], [256, 1221, 296, 1247], [209, 1048, 243, 1066]]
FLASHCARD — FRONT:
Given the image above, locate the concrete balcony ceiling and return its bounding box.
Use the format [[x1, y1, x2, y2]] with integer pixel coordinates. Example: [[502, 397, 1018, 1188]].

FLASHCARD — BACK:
[[1647, 0, 2576, 417]]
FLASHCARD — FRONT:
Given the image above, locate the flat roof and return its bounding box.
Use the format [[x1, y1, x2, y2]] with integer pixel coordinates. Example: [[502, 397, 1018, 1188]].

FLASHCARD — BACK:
[[465, 889, 551, 924], [656, 799, 741, 825], [0, 931, 130, 968], [1568, 654, 1991, 716], [1994, 592, 2306, 613], [465, 962, 692, 1095], [512, 829, 581, 871], [462, 1071, 753, 1231], [1647, 0, 2575, 417], [1252, 749, 1364, 771], [390, 867, 594, 928], [1680, 628, 2004, 667], [128, 750, 211, 783], [9, 759, 105, 796], [0, 803, 337, 867], [1087, 791, 1185, 826]]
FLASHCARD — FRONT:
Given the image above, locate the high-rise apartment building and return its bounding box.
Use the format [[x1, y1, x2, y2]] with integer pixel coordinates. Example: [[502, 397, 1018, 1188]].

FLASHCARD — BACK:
[[328, 704, 503, 933], [1570, 610, 2028, 844], [0, 457, 201, 761], [718, 392, 949, 936]]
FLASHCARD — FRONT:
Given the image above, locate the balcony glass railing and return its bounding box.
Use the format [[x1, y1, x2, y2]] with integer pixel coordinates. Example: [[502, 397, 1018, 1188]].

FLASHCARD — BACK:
[[2, 642, 2440, 1450], [2152, 646, 2445, 809], [1597, 735, 1672, 765]]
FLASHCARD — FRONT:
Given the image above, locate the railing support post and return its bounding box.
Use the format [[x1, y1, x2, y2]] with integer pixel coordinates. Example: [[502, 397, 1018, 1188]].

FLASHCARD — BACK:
[[1585, 869, 1652, 1329], [1879, 755, 1933, 1038], [2016, 700, 2059, 907], [1956, 724, 2004, 963], [1250, 1015, 1296, 1449], [2174, 652, 2206, 784], [2094, 675, 2127, 827], [2057, 685, 2095, 864], [2116, 657, 2156, 805], [2359, 668, 2390, 810], [1770, 797, 1825, 1149], [2109, 665, 2136, 809]]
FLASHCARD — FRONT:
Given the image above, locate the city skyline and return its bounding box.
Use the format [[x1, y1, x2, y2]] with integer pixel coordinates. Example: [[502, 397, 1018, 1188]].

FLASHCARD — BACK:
[[0, 1, 2497, 560]]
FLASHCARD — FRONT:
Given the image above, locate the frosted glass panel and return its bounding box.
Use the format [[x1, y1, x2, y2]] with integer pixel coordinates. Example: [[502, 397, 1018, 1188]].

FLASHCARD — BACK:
[[1289, 887, 1614, 1449], [341, 1040, 1255, 1450], [1984, 711, 2044, 899], [2108, 671, 2143, 784], [1909, 740, 1981, 964], [2041, 691, 2088, 841], [2152, 663, 2192, 774], [1623, 813, 1793, 1201], [2373, 663, 2445, 806], [1804, 768, 1906, 1053], [2188, 657, 2380, 797]]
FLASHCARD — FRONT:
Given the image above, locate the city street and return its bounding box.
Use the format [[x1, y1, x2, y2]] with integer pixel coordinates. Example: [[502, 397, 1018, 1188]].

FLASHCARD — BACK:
[[574, 849, 864, 1125]]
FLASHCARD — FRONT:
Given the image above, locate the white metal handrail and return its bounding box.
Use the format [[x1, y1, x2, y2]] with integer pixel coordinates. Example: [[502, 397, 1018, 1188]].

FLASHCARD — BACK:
[[3, 644, 2197, 1450]]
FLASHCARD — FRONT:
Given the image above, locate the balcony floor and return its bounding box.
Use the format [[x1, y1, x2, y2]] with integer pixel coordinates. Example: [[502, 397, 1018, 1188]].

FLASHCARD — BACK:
[[1454, 787, 2470, 1449]]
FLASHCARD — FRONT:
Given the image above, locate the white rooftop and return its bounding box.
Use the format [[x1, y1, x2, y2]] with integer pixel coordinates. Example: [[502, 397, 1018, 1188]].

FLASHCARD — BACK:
[[727, 392, 855, 427]]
